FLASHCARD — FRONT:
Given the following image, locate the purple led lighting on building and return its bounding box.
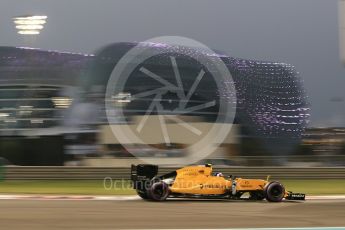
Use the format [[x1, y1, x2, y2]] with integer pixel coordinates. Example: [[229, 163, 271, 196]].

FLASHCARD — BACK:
[[0, 43, 310, 154]]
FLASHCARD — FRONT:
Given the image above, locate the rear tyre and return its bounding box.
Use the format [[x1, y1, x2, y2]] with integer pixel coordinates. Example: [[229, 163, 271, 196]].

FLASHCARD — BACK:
[[147, 181, 170, 201], [264, 181, 285, 202]]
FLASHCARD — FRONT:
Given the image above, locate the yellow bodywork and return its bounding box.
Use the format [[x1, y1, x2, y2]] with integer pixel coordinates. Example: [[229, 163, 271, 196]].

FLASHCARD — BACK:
[[170, 165, 268, 195]]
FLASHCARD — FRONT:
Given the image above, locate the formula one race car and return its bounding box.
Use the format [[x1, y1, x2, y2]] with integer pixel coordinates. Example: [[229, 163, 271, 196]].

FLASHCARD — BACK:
[[131, 164, 305, 202]]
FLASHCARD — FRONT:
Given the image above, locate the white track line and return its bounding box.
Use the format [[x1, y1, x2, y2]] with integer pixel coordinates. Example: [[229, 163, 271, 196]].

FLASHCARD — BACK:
[[0, 195, 344, 201], [137, 228, 345, 230], [0, 195, 140, 201], [306, 195, 345, 200]]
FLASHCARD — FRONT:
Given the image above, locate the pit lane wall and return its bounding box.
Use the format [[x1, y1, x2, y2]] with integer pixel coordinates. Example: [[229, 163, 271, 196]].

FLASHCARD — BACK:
[[2, 166, 345, 180]]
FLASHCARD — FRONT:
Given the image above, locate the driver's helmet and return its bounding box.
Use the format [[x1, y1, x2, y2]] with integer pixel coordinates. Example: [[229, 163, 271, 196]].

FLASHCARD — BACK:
[[215, 172, 224, 177]]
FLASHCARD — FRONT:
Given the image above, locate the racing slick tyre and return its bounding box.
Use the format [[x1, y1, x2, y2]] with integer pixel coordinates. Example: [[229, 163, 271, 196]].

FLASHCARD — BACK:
[[147, 181, 170, 201], [264, 181, 285, 202]]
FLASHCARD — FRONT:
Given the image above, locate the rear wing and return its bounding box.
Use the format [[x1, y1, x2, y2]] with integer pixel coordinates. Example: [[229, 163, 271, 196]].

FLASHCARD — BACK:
[[131, 164, 158, 184], [131, 164, 159, 190]]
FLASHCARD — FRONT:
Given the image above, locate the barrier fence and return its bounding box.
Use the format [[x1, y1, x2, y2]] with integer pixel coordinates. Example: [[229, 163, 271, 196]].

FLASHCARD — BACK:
[[2, 166, 345, 180]]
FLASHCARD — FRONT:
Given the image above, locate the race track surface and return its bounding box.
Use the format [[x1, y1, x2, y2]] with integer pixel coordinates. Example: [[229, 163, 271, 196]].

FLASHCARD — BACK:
[[0, 198, 344, 229]]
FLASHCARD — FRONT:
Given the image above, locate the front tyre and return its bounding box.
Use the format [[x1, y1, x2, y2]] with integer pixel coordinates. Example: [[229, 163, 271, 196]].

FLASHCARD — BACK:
[[147, 181, 170, 201], [264, 181, 285, 202]]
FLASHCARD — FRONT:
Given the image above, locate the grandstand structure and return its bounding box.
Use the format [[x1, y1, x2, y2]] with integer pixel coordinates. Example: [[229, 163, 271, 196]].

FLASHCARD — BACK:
[[0, 43, 309, 165]]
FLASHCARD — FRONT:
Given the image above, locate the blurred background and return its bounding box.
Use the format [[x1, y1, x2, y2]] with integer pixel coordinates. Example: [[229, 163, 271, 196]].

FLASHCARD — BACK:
[[0, 0, 344, 167]]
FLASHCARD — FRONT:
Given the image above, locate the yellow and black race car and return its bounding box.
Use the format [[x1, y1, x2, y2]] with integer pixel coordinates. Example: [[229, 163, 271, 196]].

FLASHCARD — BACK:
[[131, 164, 305, 202]]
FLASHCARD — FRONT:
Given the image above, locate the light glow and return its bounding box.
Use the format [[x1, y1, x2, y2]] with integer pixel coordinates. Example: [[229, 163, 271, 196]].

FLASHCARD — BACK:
[[18, 30, 40, 35], [16, 25, 44, 30], [0, 113, 9, 118], [13, 15, 47, 35], [52, 97, 73, 109]]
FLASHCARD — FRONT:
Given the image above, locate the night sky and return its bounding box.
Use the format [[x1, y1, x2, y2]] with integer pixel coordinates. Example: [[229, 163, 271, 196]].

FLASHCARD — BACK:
[[1, 0, 344, 127]]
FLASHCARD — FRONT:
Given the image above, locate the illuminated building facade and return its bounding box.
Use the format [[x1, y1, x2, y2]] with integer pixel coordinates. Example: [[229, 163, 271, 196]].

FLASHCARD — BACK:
[[0, 43, 310, 165]]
